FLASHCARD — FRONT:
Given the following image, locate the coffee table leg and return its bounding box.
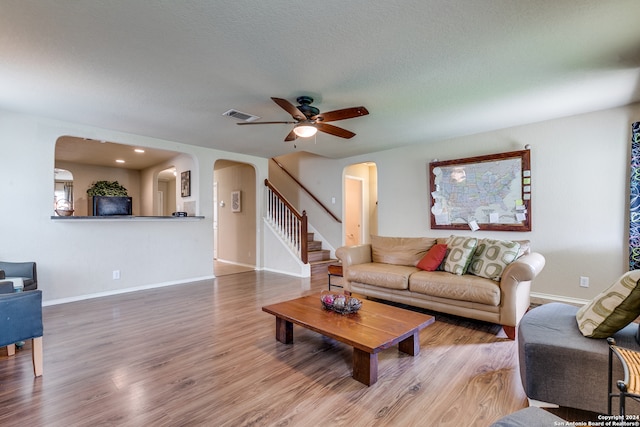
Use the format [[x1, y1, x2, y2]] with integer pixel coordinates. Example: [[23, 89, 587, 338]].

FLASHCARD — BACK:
[[275, 317, 293, 344], [352, 348, 377, 386], [398, 331, 420, 356]]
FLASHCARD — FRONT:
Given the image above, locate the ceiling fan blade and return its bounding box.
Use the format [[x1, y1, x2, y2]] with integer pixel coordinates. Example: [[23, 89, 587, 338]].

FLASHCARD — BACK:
[[237, 121, 297, 125], [271, 97, 306, 121], [315, 122, 356, 139], [284, 130, 297, 142], [313, 106, 369, 122]]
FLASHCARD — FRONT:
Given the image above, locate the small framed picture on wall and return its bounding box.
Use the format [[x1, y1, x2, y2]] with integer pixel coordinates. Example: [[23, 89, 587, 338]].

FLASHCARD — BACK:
[[231, 190, 241, 213], [181, 170, 191, 197]]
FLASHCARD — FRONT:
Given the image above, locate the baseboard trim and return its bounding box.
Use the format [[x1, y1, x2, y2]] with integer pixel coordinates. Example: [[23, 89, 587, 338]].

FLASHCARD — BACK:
[[43, 276, 215, 307], [262, 267, 310, 278], [215, 259, 256, 269], [530, 292, 589, 306]]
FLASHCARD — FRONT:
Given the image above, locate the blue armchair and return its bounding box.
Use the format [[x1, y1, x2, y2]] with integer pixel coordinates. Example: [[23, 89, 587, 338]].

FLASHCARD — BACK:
[[0, 261, 38, 291], [0, 290, 43, 376]]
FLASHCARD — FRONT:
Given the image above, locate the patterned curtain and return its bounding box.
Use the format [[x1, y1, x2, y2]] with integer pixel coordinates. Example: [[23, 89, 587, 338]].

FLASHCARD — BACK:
[[630, 122, 640, 270]]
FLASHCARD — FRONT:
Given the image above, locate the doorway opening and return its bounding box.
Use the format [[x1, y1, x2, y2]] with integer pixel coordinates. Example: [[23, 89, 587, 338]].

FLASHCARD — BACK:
[[213, 160, 257, 276], [54, 168, 74, 215], [156, 166, 176, 216], [343, 162, 378, 245]]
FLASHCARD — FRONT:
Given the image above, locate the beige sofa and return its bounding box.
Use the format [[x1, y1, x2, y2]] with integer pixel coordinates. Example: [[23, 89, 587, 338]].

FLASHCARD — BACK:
[[335, 236, 546, 339]]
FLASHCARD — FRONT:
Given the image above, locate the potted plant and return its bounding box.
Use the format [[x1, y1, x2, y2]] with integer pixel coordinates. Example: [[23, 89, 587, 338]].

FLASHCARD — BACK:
[[87, 181, 132, 216]]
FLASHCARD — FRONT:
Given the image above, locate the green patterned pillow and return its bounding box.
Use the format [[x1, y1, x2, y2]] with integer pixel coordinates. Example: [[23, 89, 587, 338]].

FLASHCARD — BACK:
[[443, 236, 477, 275], [576, 270, 640, 338], [468, 238, 521, 281]]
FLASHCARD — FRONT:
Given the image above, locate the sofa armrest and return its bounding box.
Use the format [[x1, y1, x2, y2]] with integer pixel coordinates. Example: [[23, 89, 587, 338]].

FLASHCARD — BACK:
[[0, 290, 43, 347], [499, 252, 546, 327], [336, 244, 373, 267], [504, 252, 546, 283], [336, 244, 373, 292]]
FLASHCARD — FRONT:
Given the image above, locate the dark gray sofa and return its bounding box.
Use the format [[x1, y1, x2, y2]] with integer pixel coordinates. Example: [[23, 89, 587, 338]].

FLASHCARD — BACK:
[[518, 302, 640, 414], [0, 281, 14, 294], [0, 261, 37, 291], [490, 407, 565, 426], [0, 289, 44, 376]]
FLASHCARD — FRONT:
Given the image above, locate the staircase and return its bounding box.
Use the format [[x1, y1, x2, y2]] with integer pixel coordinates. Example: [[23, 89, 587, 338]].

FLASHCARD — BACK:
[[264, 178, 339, 278], [307, 232, 338, 277]]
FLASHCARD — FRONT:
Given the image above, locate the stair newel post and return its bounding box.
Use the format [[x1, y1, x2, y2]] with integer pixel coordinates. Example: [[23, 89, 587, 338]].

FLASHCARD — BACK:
[[301, 211, 308, 264]]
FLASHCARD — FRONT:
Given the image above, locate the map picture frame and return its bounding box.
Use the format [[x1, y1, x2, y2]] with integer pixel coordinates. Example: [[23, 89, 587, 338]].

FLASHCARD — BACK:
[[429, 149, 531, 232]]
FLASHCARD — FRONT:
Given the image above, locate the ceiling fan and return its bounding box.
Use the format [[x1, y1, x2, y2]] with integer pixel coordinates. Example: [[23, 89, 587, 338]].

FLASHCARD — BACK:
[[238, 96, 369, 142]]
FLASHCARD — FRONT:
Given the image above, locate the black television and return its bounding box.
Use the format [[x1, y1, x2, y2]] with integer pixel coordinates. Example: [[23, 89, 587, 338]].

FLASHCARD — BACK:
[[91, 196, 132, 216]]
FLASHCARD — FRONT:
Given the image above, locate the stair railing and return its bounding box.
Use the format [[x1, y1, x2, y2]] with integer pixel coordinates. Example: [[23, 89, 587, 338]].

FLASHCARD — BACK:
[[264, 179, 308, 264], [271, 158, 341, 223]]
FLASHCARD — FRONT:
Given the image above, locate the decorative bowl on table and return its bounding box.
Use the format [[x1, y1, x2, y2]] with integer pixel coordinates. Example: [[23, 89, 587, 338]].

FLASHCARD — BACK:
[[320, 290, 362, 314]]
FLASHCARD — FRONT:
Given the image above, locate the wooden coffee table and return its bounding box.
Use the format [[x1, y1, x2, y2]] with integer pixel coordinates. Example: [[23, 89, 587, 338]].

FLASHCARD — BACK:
[[262, 294, 435, 386]]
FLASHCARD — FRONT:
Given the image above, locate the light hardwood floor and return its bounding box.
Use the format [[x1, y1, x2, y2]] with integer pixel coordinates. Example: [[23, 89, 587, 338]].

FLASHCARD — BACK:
[[214, 260, 255, 276], [0, 271, 587, 426]]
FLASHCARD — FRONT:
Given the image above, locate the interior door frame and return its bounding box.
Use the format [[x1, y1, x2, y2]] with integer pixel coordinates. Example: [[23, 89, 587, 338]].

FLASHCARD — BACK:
[[213, 181, 218, 259], [344, 175, 364, 246]]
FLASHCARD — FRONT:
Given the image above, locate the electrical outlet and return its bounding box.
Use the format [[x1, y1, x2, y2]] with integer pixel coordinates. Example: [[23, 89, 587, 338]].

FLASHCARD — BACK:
[[579, 276, 589, 288], [113, 270, 120, 280]]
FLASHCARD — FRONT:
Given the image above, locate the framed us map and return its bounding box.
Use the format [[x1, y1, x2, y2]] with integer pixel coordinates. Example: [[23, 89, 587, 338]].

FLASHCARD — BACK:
[[429, 149, 531, 231]]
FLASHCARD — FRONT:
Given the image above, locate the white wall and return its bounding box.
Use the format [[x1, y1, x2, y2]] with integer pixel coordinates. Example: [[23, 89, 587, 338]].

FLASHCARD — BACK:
[[0, 110, 268, 303], [279, 104, 640, 301], [5, 102, 639, 303]]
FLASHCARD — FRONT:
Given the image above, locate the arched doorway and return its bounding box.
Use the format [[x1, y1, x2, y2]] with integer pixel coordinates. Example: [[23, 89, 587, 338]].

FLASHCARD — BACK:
[[156, 166, 176, 216], [213, 160, 257, 276], [54, 168, 74, 215], [343, 162, 378, 245]]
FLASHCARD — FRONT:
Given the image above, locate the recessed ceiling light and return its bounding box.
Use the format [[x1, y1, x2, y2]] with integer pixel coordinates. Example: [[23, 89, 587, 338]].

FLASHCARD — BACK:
[[116, 159, 125, 163], [134, 148, 145, 153]]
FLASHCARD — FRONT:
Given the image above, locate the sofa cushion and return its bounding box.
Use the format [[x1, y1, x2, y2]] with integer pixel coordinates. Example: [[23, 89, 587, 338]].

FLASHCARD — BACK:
[[347, 263, 419, 290], [576, 270, 640, 338], [416, 244, 448, 271], [370, 235, 436, 266], [409, 271, 501, 306], [443, 236, 478, 275], [468, 238, 520, 281]]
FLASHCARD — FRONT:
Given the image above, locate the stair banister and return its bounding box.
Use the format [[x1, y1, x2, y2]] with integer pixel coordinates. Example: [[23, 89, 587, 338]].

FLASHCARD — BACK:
[[271, 158, 341, 223], [264, 179, 308, 264]]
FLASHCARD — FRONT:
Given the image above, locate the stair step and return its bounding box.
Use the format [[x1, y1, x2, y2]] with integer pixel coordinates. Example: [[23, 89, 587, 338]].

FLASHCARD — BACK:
[[307, 240, 322, 251], [307, 232, 315, 241], [307, 249, 330, 262], [310, 259, 339, 276]]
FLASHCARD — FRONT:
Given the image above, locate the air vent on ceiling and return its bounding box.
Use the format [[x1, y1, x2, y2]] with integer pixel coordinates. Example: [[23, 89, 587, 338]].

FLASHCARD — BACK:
[[222, 109, 260, 122]]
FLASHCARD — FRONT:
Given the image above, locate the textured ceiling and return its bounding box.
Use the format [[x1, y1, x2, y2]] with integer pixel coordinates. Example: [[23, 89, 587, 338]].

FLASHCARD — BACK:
[[55, 136, 181, 170], [2, 1, 640, 159]]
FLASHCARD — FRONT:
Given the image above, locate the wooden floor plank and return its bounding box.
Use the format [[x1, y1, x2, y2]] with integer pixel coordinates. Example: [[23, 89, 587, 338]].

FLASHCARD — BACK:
[[0, 270, 579, 426]]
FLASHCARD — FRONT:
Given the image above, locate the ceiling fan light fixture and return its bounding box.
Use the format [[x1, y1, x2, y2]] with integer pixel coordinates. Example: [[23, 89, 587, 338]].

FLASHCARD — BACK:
[[293, 124, 317, 138]]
